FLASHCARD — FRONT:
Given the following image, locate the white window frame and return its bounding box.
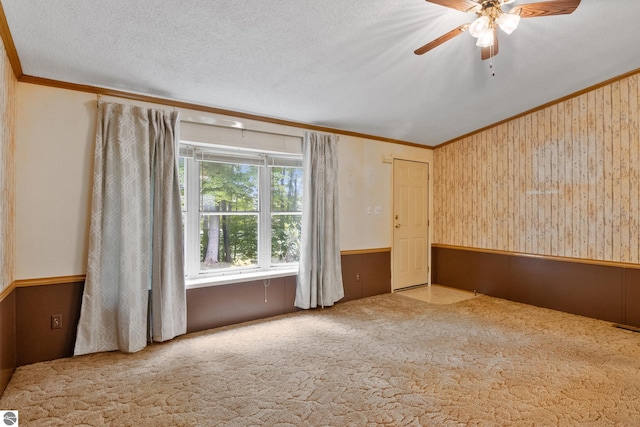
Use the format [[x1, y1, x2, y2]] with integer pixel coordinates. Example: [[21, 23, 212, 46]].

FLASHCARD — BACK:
[[180, 142, 302, 282]]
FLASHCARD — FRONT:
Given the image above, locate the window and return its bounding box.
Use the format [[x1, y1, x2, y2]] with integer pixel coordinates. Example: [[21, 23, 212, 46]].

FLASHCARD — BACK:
[[179, 144, 302, 279]]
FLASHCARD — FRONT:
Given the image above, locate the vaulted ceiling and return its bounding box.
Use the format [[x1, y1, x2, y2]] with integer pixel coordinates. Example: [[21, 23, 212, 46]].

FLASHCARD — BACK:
[[2, 1, 639, 146]]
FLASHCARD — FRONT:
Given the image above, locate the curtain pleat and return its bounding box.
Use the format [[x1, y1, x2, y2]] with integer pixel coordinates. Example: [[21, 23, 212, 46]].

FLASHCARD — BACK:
[[295, 132, 344, 309], [74, 102, 186, 355], [150, 116, 186, 342]]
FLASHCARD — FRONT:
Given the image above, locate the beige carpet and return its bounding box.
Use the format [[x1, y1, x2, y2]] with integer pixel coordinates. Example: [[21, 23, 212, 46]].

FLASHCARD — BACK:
[[2, 294, 640, 426]]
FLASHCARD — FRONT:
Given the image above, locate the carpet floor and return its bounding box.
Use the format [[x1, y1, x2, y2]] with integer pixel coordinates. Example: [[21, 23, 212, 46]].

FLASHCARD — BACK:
[[2, 293, 640, 426]]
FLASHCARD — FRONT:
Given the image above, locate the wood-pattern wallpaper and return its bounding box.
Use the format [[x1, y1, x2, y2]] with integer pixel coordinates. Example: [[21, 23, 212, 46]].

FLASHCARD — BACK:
[[0, 38, 16, 295], [434, 72, 640, 265]]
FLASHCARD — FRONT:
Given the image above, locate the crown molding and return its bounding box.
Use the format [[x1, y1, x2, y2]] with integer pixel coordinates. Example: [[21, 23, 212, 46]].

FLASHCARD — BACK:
[[0, 1, 22, 78], [19, 75, 429, 149]]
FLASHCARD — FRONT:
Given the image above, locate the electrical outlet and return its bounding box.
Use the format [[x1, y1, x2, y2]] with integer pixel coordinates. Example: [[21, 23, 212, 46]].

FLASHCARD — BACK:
[[51, 314, 62, 330]]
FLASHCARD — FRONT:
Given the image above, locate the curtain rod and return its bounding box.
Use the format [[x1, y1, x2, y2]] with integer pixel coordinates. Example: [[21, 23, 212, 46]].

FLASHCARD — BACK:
[[95, 94, 306, 140], [180, 115, 304, 140]]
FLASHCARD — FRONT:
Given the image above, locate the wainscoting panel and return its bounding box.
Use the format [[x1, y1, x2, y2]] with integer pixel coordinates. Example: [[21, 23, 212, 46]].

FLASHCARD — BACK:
[[625, 269, 640, 327], [16, 282, 84, 366], [431, 247, 510, 299], [186, 278, 290, 333], [433, 245, 636, 326], [341, 251, 391, 302], [361, 251, 392, 298], [509, 256, 623, 323], [0, 289, 16, 395], [341, 255, 363, 302], [283, 275, 298, 313]]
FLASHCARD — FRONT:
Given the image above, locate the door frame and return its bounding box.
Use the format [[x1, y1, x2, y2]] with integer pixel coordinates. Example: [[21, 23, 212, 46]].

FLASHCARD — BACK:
[[391, 158, 431, 291]]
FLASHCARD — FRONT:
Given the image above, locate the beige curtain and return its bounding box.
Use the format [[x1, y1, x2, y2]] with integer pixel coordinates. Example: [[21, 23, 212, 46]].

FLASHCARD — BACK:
[[74, 102, 186, 355], [295, 132, 344, 309]]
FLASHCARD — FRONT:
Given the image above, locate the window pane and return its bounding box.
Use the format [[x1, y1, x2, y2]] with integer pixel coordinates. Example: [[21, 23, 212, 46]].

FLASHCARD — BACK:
[[200, 214, 258, 271], [271, 167, 302, 212], [200, 162, 259, 212], [271, 214, 301, 264]]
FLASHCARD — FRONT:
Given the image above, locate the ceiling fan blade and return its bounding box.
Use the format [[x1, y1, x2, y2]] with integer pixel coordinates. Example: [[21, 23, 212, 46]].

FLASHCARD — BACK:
[[481, 28, 499, 60], [425, 0, 480, 13], [511, 0, 581, 18], [414, 24, 469, 55]]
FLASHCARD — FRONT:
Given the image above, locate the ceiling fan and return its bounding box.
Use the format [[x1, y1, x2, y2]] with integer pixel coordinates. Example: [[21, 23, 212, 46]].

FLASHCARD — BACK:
[[414, 0, 582, 60]]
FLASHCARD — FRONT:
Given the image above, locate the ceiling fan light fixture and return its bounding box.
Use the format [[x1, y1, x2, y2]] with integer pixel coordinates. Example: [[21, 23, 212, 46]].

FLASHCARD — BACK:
[[416, 0, 582, 59], [476, 29, 495, 47], [469, 16, 490, 38], [497, 12, 520, 35]]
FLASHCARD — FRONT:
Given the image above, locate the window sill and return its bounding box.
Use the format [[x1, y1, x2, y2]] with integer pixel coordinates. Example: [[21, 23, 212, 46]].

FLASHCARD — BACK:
[[186, 267, 298, 289]]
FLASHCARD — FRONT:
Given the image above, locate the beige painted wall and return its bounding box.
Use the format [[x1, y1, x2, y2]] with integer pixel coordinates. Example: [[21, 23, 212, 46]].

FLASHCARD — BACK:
[[434, 72, 640, 265], [338, 136, 433, 252], [15, 84, 96, 279], [0, 40, 16, 293], [15, 84, 433, 280]]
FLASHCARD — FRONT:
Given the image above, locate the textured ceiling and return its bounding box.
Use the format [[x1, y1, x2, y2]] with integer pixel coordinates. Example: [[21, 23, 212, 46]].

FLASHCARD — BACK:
[[3, 0, 640, 146]]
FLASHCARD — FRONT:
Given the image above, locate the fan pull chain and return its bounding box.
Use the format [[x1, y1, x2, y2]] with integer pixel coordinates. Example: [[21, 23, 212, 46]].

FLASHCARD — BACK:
[[490, 45, 496, 77], [263, 279, 271, 302]]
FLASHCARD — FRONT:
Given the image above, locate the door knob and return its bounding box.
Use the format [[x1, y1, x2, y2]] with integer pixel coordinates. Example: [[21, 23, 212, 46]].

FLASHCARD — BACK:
[[395, 223, 401, 228]]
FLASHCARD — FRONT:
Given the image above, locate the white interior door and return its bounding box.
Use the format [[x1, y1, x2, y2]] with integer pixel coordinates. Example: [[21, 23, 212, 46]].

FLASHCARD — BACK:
[[392, 159, 429, 291]]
